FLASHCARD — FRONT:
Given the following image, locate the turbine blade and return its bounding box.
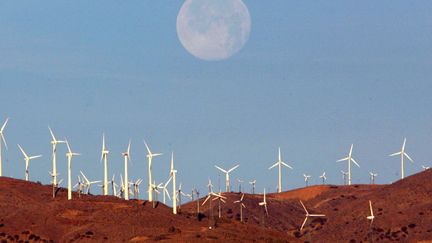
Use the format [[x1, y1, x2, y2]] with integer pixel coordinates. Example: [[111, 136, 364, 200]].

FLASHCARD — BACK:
[[337, 157, 349, 162], [404, 152, 414, 163], [300, 217, 308, 231], [17, 144, 28, 158], [351, 158, 360, 167], [369, 200, 374, 216], [1, 118, 9, 132], [214, 165, 227, 173], [281, 161, 293, 169], [48, 126, 56, 141], [29, 155, 42, 160], [144, 140, 151, 154], [389, 151, 401, 157], [228, 164, 240, 173], [1, 133, 8, 150], [300, 200, 308, 214], [268, 162, 278, 170]]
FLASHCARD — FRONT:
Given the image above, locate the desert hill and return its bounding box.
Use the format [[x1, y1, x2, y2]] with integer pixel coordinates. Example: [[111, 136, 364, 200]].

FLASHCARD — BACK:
[[1, 169, 431, 242]]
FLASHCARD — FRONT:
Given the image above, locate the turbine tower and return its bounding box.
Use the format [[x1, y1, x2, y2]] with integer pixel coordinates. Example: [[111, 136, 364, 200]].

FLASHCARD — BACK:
[[268, 147, 293, 193], [66, 140, 80, 200], [100, 134, 109, 195], [0, 118, 8, 176], [337, 144, 360, 185], [17, 144, 42, 181], [122, 141, 131, 200], [144, 140, 162, 202], [170, 152, 178, 214], [214, 164, 240, 192], [389, 138, 414, 179], [49, 127, 66, 188], [369, 172, 378, 184]]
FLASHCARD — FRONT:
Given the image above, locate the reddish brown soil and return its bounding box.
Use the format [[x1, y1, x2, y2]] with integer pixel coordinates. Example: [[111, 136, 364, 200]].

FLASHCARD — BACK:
[[1, 169, 431, 242]]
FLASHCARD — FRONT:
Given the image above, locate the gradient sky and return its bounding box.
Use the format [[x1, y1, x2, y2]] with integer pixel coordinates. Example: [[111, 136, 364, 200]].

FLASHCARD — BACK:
[[1, 1, 432, 196]]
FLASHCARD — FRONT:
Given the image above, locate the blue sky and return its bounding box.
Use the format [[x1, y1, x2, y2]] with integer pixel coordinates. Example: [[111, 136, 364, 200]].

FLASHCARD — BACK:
[[1, 1, 432, 196]]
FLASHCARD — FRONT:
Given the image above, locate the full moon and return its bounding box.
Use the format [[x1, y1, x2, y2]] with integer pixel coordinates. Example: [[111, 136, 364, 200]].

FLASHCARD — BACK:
[[176, 0, 251, 61]]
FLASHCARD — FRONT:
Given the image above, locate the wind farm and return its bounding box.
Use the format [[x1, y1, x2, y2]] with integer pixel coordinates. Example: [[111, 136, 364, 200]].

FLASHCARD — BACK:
[[1, 0, 432, 242]]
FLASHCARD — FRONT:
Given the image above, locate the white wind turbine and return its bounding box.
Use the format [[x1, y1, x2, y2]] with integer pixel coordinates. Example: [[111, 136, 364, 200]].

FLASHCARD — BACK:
[[389, 138, 414, 179], [337, 144, 360, 185], [369, 172, 378, 184], [0, 118, 9, 177], [303, 174, 311, 187], [214, 164, 240, 192], [422, 165, 430, 171], [73, 175, 84, 198], [100, 134, 109, 196], [66, 140, 80, 200], [299, 200, 326, 231], [367, 200, 375, 226], [341, 170, 348, 185], [49, 127, 66, 189], [159, 176, 172, 204], [234, 193, 246, 222], [17, 144, 42, 181], [259, 188, 268, 216], [319, 172, 327, 185], [207, 178, 214, 193], [170, 152, 178, 214], [144, 140, 162, 202], [80, 170, 101, 194], [211, 190, 226, 218], [122, 140, 131, 200], [237, 178, 244, 193], [268, 147, 293, 193], [249, 179, 256, 194]]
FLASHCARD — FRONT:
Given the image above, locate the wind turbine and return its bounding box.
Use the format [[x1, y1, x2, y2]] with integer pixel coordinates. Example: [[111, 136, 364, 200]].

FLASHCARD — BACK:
[[299, 200, 326, 231], [207, 178, 214, 193], [319, 172, 327, 185], [422, 165, 430, 171], [170, 152, 178, 214], [80, 170, 101, 194], [159, 176, 172, 204], [0, 118, 8, 176], [17, 144, 42, 181], [214, 164, 240, 192], [49, 127, 66, 189], [122, 141, 131, 200], [249, 180, 256, 194], [237, 178, 244, 192], [234, 194, 246, 222], [369, 172, 378, 184], [100, 134, 110, 196], [341, 170, 348, 185], [268, 147, 293, 193], [337, 144, 360, 185], [211, 190, 226, 218], [144, 140, 162, 202], [303, 174, 311, 187], [110, 174, 117, 196], [73, 175, 84, 198], [259, 188, 268, 216], [134, 178, 143, 199], [367, 200, 375, 226], [389, 138, 414, 179], [66, 140, 80, 200]]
